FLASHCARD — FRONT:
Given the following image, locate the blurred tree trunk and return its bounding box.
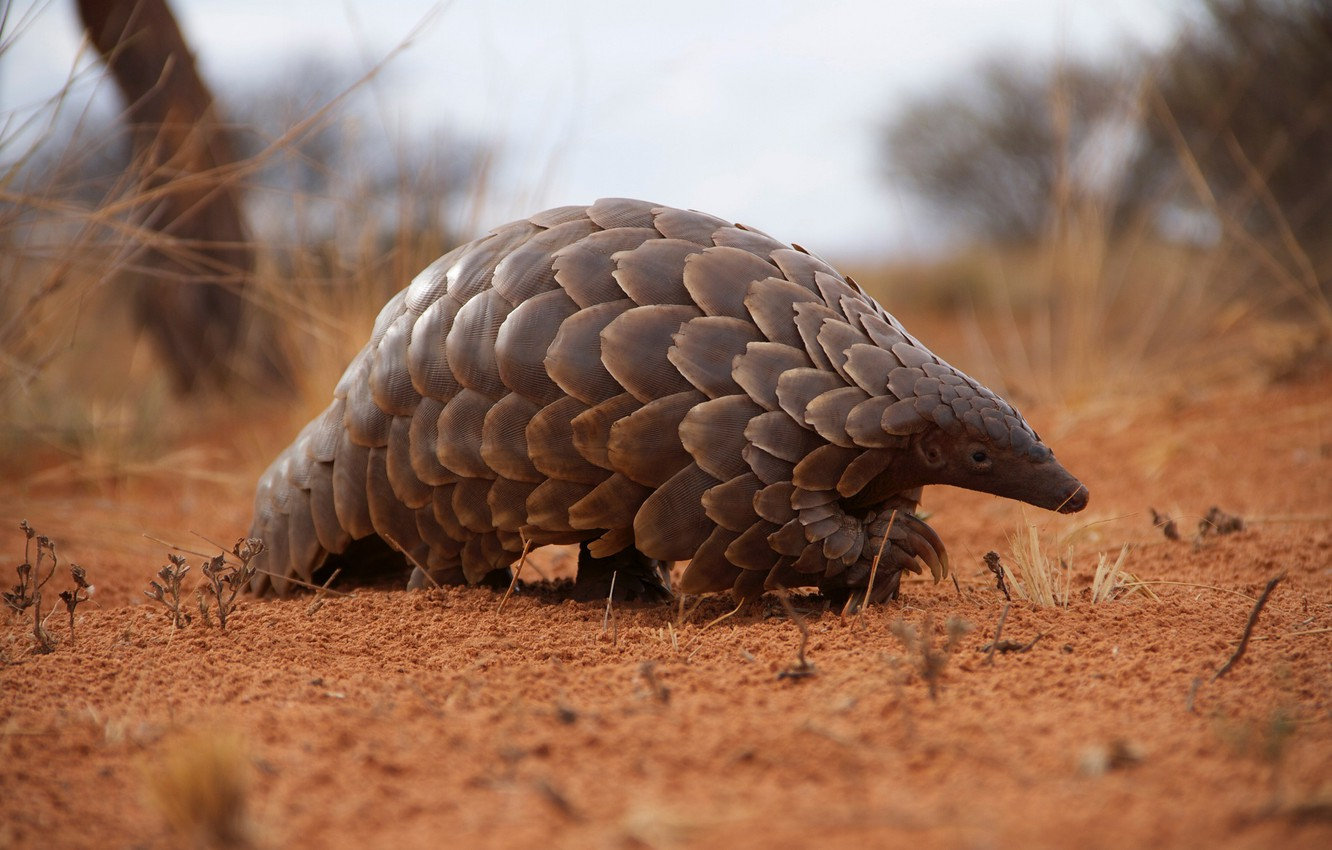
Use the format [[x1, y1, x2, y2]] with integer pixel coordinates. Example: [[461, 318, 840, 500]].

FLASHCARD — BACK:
[[76, 0, 277, 393]]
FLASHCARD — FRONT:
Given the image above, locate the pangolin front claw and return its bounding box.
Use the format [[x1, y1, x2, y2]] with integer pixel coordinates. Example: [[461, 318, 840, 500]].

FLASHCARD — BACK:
[[900, 513, 950, 581], [861, 510, 949, 584]]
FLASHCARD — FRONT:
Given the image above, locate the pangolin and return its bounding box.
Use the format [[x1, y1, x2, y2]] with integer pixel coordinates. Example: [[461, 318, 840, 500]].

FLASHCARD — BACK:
[[248, 198, 1088, 604]]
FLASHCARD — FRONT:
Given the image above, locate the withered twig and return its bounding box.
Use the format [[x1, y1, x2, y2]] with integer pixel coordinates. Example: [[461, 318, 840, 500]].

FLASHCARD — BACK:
[[1186, 677, 1202, 714], [497, 536, 532, 616], [983, 551, 1010, 601], [306, 567, 343, 616], [1213, 573, 1283, 681], [1150, 507, 1180, 541], [855, 509, 895, 628], [984, 603, 1011, 666]]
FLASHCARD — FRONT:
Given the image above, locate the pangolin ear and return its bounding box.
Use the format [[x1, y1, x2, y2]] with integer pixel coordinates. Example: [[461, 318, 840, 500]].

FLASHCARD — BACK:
[[917, 430, 947, 470]]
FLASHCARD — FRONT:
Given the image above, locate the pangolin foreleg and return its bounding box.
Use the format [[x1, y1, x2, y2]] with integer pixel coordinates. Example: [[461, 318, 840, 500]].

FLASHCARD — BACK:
[[817, 502, 950, 607]]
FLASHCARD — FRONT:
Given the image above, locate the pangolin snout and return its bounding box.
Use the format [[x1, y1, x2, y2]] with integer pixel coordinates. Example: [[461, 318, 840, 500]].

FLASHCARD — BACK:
[[1057, 483, 1090, 514]]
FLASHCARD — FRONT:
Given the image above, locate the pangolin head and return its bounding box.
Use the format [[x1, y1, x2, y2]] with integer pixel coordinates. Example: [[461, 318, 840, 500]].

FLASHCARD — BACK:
[[875, 350, 1089, 513], [902, 414, 1089, 513]]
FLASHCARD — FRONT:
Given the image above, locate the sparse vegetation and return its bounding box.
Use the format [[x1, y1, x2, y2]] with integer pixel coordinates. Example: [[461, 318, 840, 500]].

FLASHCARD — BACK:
[[773, 588, 815, 680], [1002, 523, 1072, 607], [147, 730, 255, 848], [889, 614, 973, 699], [58, 564, 92, 642], [146, 538, 264, 631], [1090, 545, 1132, 604], [873, 1, 1332, 406], [993, 525, 1148, 608], [146, 555, 193, 629], [196, 538, 265, 630], [3, 520, 93, 653]]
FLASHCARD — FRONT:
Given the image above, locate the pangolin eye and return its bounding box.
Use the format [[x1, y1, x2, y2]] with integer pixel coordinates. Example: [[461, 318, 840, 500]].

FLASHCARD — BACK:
[[971, 449, 989, 464]]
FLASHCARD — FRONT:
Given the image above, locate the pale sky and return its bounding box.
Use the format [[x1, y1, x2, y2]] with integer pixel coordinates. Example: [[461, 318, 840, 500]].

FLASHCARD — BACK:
[[1, 0, 1185, 260]]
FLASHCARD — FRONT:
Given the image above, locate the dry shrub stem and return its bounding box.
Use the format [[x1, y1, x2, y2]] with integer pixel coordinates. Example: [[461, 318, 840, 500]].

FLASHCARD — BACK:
[[1213, 573, 1284, 681], [57, 564, 91, 642], [983, 603, 1011, 665], [146, 537, 264, 631], [496, 537, 531, 616], [199, 538, 264, 630], [146, 555, 192, 628], [4, 520, 91, 653], [891, 614, 972, 699], [983, 550, 1011, 600]]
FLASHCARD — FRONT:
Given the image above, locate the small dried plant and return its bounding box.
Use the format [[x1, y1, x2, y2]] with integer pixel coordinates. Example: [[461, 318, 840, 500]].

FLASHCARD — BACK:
[[995, 525, 1150, 607], [58, 565, 92, 642], [890, 614, 973, 699], [147, 538, 265, 632], [196, 538, 265, 631], [146, 555, 193, 629], [4, 520, 59, 652], [4, 521, 95, 653]]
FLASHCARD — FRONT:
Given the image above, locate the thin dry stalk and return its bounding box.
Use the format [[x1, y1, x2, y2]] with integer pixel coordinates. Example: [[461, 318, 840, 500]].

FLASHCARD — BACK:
[[890, 614, 972, 699], [601, 570, 618, 644], [145, 555, 192, 629], [57, 564, 91, 642], [684, 599, 746, 655], [496, 537, 532, 616], [853, 509, 896, 627], [4, 521, 60, 652], [773, 587, 815, 679], [304, 567, 342, 617], [198, 538, 264, 630], [1214, 573, 1283, 680], [380, 532, 440, 590], [983, 603, 1011, 666]]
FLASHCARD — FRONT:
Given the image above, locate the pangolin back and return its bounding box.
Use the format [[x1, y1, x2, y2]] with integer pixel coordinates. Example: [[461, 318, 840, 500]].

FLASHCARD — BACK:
[[249, 198, 1087, 603]]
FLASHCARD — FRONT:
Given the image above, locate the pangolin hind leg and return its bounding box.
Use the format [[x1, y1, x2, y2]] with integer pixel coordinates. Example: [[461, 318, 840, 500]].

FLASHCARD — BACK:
[[571, 542, 673, 602]]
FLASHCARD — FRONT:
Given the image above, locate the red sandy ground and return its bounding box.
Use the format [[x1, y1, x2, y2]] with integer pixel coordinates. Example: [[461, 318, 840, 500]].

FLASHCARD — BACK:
[[2, 362, 1330, 849]]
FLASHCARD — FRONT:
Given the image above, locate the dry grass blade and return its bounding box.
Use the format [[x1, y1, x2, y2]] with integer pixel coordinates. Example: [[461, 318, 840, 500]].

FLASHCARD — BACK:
[[601, 570, 618, 644], [684, 599, 745, 652], [1117, 580, 1250, 602], [1003, 522, 1069, 607], [496, 537, 532, 616], [1090, 545, 1130, 603], [147, 730, 255, 848], [852, 508, 895, 627]]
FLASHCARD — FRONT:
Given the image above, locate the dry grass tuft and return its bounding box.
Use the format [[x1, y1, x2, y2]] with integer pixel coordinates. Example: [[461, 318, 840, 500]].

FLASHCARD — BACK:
[[146, 730, 255, 849], [1003, 522, 1072, 607], [1090, 545, 1131, 604], [998, 520, 1149, 608]]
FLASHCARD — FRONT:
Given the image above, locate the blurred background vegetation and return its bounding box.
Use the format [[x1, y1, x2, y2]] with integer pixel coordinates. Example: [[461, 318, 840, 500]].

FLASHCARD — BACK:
[[1, 0, 1329, 484]]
